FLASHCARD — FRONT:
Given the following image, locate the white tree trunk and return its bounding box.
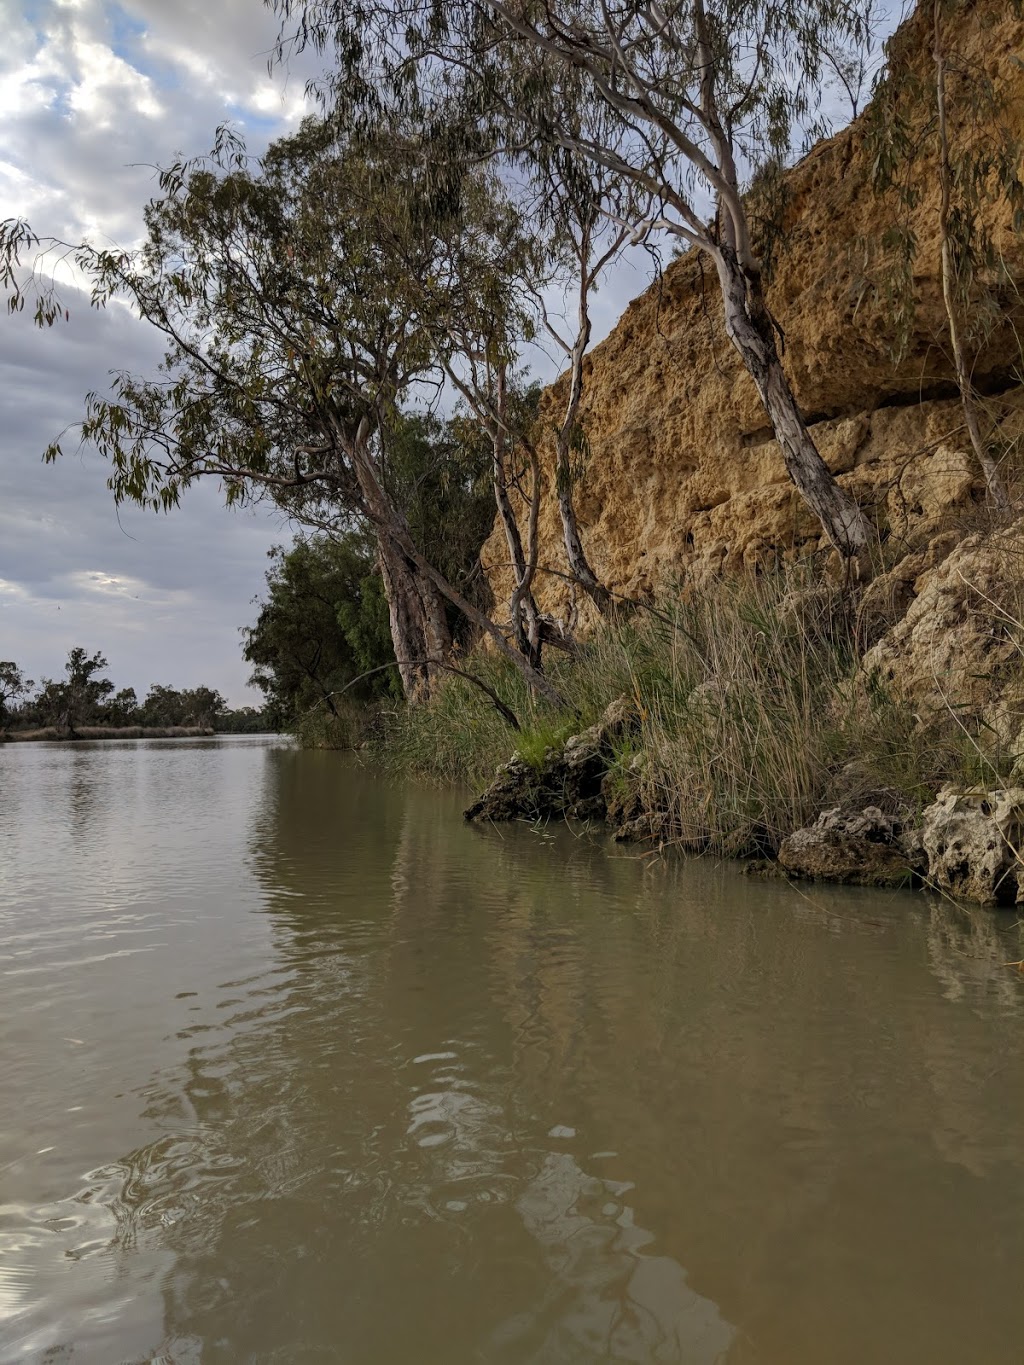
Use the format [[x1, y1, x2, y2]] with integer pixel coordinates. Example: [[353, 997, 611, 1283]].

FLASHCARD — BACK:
[[556, 444, 611, 614], [715, 249, 873, 565], [377, 532, 452, 701]]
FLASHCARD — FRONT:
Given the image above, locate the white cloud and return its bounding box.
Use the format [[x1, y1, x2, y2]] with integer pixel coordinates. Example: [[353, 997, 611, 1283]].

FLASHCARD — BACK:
[[66, 36, 165, 124], [0, 0, 313, 703]]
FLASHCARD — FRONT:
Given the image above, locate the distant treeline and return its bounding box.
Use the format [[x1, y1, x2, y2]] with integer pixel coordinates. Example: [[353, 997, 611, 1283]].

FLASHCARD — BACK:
[[0, 649, 270, 739]]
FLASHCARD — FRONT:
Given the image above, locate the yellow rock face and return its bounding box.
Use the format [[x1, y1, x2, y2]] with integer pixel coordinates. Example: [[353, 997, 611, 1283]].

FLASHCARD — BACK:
[[482, 0, 1024, 626]]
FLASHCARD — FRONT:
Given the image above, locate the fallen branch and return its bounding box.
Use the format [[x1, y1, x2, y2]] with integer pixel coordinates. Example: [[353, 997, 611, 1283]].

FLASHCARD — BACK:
[[332, 659, 522, 730]]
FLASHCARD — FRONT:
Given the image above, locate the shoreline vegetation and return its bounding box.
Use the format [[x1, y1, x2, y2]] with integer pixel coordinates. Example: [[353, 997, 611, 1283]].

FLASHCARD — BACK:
[[0, 649, 273, 741], [366, 551, 1024, 910], [2, 725, 227, 742]]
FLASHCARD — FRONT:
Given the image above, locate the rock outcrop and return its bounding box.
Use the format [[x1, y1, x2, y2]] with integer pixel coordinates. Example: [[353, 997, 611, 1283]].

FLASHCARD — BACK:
[[920, 786, 1024, 905], [861, 520, 1024, 744], [778, 805, 924, 888], [482, 0, 1024, 639], [464, 697, 638, 824]]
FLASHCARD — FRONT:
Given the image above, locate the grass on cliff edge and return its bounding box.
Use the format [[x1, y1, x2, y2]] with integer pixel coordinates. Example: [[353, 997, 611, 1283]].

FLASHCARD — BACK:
[[377, 566, 1016, 855]]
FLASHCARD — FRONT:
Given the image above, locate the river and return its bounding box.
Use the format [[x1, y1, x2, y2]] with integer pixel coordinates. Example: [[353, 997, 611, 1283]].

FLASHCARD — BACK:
[[1, 735, 1023, 1363]]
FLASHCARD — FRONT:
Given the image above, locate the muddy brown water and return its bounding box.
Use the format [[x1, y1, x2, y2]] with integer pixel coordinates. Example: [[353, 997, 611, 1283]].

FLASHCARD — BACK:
[[2, 736, 1023, 1364]]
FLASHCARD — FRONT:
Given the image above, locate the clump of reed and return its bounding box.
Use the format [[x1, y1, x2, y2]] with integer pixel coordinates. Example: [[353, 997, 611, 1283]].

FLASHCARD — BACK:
[[3, 725, 215, 742], [379, 564, 1011, 849]]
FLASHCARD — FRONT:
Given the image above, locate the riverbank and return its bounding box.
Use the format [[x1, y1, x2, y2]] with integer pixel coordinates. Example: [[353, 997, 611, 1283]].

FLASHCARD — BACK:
[[377, 531, 1024, 907], [2, 725, 216, 742]]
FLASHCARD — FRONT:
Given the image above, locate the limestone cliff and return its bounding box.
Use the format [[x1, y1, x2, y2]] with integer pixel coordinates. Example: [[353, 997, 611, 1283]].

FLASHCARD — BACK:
[[482, 0, 1024, 625]]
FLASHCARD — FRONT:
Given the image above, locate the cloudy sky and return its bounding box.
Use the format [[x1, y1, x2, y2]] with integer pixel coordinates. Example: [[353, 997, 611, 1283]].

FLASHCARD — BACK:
[[0, 1, 319, 703]]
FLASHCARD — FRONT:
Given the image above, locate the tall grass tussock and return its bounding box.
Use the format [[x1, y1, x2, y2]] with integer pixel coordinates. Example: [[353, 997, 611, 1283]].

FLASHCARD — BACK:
[[378, 565, 1013, 855]]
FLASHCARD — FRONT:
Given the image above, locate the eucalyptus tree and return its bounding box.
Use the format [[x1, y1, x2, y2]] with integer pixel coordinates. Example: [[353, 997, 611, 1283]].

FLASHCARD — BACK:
[[445, 85, 640, 620], [413, 105, 630, 650], [271, 0, 877, 567], [0, 661, 32, 731], [105, 688, 140, 724], [1, 120, 560, 705], [36, 647, 113, 736], [139, 684, 228, 728], [415, 168, 552, 665], [526, 107, 651, 617]]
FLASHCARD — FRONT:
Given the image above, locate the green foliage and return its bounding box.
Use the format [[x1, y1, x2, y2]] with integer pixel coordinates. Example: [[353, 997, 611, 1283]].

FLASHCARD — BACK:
[[291, 698, 371, 749], [214, 706, 273, 734], [34, 648, 114, 735], [379, 649, 532, 786], [243, 531, 398, 731], [5, 652, 260, 737], [382, 410, 496, 627], [271, 0, 874, 227], [1, 113, 530, 544], [139, 684, 227, 728], [106, 687, 139, 724], [241, 403, 497, 739], [513, 718, 581, 771]]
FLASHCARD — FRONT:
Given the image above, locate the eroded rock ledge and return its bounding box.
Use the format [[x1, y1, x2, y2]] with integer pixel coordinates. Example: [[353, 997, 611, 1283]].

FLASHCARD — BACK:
[[778, 805, 924, 889], [464, 697, 638, 825], [466, 708, 1024, 908]]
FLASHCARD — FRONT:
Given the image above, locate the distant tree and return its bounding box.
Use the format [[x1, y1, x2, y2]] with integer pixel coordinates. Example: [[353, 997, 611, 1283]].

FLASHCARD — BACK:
[[139, 683, 227, 728], [177, 686, 228, 729], [214, 705, 272, 734], [37, 648, 113, 735], [0, 661, 32, 731], [105, 687, 139, 725], [139, 684, 183, 728]]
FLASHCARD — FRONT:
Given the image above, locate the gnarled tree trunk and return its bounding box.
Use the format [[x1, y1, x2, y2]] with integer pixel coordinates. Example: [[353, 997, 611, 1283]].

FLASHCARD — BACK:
[[488, 365, 545, 666], [714, 247, 874, 568], [376, 531, 452, 701], [340, 418, 452, 702], [554, 305, 611, 615], [336, 413, 562, 706]]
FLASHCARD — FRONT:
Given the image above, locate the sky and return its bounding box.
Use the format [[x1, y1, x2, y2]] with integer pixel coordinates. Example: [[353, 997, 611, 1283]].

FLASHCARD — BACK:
[[0, 1, 892, 706], [0, 1, 319, 704]]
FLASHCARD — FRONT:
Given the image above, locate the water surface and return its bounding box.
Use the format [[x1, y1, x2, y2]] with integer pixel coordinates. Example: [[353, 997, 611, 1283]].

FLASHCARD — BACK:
[[2, 737, 1023, 1363]]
